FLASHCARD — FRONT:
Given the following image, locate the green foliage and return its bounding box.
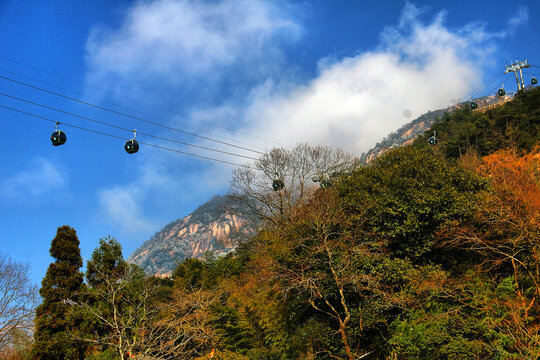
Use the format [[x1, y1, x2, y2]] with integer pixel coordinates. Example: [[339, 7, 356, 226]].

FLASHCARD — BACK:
[[387, 270, 531, 360], [85, 349, 119, 360], [210, 303, 255, 354], [414, 87, 540, 158], [86, 236, 127, 288], [338, 146, 487, 259], [246, 348, 283, 360], [172, 251, 246, 291], [389, 311, 495, 360], [173, 257, 210, 289], [32, 225, 85, 360]]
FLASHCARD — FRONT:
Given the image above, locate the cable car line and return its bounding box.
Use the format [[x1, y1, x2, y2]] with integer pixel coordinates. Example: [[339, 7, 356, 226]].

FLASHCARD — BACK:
[[0, 55, 290, 149], [0, 67, 273, 152], [0, 103, 254, 168], [0, 95, 352, 176], [466, 71, 504, 99], [0, 74, 265, 155], [467, 72, 507, 100], [0, 92, 258, 161]]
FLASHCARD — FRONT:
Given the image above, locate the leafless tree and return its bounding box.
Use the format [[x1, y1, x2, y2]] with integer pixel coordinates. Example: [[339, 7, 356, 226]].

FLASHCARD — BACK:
[[230, 143, 358, 224], [0, 254, 38, 354], [73, 265, 218, 360]]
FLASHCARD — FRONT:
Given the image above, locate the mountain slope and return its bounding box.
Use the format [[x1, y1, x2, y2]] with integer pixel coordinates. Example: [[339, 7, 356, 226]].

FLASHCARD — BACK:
[[128, 195, 257, 276], [360, 92, 515, 163]]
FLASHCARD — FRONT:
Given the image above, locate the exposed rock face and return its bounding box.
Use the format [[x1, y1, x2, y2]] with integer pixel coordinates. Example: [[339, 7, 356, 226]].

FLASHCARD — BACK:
[[128, 195, 257, 277]]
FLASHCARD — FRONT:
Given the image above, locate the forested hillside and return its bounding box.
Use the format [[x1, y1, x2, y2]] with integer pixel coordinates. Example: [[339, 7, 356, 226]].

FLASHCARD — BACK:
[[28, 88, 539, 359], [413, 87, 540, 158]]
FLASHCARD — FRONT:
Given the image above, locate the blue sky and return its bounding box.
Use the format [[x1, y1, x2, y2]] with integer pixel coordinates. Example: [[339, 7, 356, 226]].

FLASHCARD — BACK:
[[0, 0, 538, 284]]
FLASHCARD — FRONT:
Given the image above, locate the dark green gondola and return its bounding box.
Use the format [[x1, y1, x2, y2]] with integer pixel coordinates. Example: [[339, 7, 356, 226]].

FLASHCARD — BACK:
[[470, 101, 478, 110], [50, 130, 67, 146], [50, 122, 66, 146], [497, 88, 505, 96], [532, 77, 538, 85], [320, 178, 332, 189], [272, 179, 284, 191], [124, 130, 139, 154], [428, 131, 437, 145], [124, 139, 139, 154]]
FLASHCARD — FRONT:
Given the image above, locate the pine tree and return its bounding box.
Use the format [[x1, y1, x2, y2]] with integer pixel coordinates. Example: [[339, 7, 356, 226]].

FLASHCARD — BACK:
[[86, 236, 127, 288], [32, 225, 85, 360]]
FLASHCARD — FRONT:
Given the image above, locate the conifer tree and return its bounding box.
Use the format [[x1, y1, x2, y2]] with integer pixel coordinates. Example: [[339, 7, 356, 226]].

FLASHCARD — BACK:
[[86, 236, 127, 288], [32, 225, 85, 360]]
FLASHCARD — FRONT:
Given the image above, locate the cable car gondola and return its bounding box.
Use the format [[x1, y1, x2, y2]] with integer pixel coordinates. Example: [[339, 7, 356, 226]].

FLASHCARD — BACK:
[[428, 131, 437, 145], [124, 129, 139, 154], [312, 174, 331, 189], [320, 178, 331, 189], [497, 88, 505, 96], [50, 122, 67, 146], [532, 77, 538, 85], [272, 179, 284, 191], [470, 101, 478, 110]]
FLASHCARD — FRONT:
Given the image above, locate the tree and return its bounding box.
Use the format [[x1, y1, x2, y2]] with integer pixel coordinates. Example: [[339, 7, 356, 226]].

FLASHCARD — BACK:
[[271, 190, 364, 359], [76, 238, 217, 359], [230, 143, 358, 225], [338, 146, 487, 260], [0, 254, 38, 355], [438, 149, 540, 356], [86, 236, 128, 289], [32, 225, 85, 360]]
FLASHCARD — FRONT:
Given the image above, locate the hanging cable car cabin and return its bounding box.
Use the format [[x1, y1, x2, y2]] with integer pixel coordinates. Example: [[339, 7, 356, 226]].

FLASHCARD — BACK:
[[470, 101, 478, 110], [124, 130, 139, 154], [272, 179, 284, 191], [320, 178, 331, 189], [124, 139, 139, 154], [497, 82, 505, 96], [51, 130, 67, 146], [50, 122, 66, 146], [532, 77, 538, 85], [428, 131, 437, 145]]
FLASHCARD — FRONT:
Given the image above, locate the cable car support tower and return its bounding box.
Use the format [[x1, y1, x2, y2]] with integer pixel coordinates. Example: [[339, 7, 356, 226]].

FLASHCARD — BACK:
[[504, 59, 530, 91]]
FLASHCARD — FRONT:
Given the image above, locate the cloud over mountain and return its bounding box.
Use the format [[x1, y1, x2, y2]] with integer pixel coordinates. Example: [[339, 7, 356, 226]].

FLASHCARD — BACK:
[[84, 0, 528, 233]]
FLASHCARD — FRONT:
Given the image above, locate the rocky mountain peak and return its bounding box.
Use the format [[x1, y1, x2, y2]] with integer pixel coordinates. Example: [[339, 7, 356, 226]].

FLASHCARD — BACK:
[[128, 195, 257, 277]]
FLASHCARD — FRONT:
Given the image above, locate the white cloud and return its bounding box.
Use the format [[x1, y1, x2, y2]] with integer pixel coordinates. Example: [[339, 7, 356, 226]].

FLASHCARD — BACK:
[[1, 157, 67, 199], [98, 185, 155, 234], [508, 6, 528, 30], [85, 0, 301, 96], [235, 3, 509, 154], [95, 148, 232, 235]]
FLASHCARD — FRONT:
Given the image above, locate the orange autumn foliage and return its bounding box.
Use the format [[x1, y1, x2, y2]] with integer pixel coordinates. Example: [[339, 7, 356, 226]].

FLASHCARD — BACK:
[[478, 147, 540, 220]]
